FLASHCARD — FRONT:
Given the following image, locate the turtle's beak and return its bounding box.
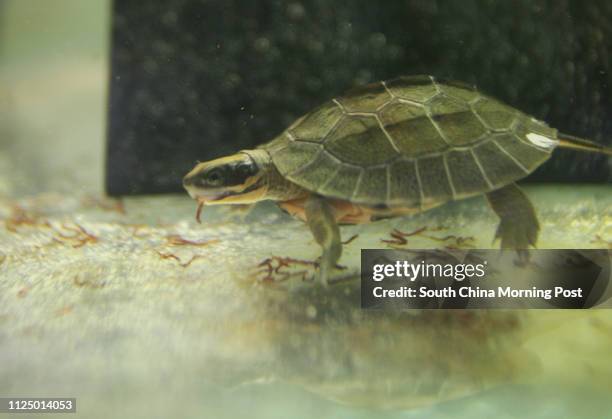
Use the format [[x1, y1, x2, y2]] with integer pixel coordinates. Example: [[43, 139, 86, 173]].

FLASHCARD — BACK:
[[182, 153, 266, 205], [182, 162, 215, 200]]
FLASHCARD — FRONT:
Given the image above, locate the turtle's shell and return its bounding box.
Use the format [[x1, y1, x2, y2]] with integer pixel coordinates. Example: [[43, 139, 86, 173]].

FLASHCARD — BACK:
[[261, 75, 558, 208]]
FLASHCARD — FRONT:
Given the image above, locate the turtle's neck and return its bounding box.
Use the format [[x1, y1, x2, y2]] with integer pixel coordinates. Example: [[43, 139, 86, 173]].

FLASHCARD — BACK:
[[241, 149, 307, 202]]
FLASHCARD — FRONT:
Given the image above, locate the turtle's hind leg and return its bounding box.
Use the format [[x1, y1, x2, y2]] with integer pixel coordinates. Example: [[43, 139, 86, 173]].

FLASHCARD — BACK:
[[485, 183, 540, 260], [305, 194, 342, 285]]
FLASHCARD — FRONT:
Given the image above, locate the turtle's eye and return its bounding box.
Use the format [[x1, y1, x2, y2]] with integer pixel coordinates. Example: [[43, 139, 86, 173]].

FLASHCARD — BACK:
[[206, 168, 224, 186]]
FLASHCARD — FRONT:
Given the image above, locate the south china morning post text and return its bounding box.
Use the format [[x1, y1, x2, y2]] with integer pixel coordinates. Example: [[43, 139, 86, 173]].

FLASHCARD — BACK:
[[360, 249, 612, 309]]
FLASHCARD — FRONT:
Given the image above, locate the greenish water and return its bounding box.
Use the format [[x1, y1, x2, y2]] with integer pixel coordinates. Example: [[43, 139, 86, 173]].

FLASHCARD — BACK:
[[1, 1, 612, 418], [0, 188, 611, 419]]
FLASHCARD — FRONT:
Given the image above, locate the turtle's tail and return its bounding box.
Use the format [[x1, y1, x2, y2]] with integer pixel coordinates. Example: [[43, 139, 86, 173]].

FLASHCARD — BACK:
[[557, 133, 612, 156]]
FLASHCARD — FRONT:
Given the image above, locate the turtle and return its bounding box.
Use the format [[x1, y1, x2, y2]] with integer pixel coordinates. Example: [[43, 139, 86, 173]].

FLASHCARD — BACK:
[[182, 75, 612, 283]]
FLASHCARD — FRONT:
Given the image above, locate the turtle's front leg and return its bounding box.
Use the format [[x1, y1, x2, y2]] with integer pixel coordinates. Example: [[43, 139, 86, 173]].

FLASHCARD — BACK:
[[304, 194, 342, 284], [485, 182, 540, 261]]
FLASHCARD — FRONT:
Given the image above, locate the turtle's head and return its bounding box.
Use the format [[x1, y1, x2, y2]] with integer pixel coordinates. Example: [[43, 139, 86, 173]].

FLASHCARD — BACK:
[[183, 151, 269, 205]]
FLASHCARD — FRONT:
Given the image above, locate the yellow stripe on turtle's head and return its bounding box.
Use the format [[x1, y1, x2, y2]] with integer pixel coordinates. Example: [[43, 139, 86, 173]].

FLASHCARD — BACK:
[[182, 152, 267, 205]]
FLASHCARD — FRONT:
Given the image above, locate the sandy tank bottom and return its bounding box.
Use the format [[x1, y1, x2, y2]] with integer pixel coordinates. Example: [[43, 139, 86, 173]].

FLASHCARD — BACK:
[[0, 185, 611, 419]]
